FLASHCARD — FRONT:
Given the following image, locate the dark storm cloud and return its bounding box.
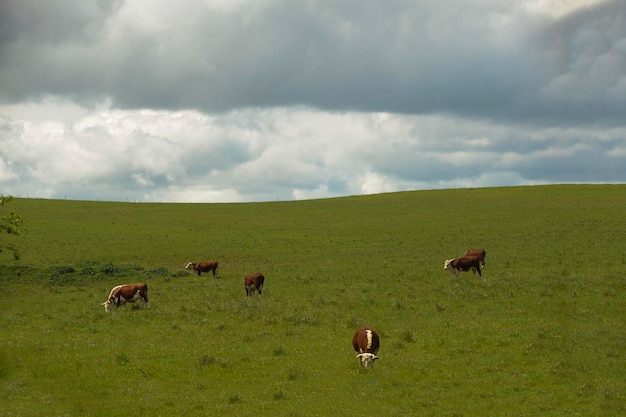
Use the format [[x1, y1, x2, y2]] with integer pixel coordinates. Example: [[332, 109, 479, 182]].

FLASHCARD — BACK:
[[533, 0, 626, 124], [0, 0, 119, 47], [1, 0, 624, 125], [0, 0, 121, 101]]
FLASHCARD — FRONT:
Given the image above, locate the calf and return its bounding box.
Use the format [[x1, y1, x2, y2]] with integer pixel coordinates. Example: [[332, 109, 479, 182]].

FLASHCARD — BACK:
[[464, 249, 486, 268], [352, 326, 380, 369], [102, 282, 149, 313], [185, 260, 219, 277], [443, 256, 482, 277], [244, 273, 265, 298]]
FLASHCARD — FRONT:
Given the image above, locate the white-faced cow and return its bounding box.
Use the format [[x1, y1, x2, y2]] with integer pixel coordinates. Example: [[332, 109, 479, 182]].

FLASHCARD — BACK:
[[352, 326, 380, 369], [102, 282, 149, 313], [443, 256, 482, 277], [185, 260, 219, 277], [464, 249, 486, 268], [244, 273, 265, 298]]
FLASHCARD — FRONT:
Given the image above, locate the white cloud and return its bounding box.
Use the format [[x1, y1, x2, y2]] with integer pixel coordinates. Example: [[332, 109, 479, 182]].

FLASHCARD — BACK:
[[522, 0, 607, 17], [359, 172, 399, 195], [0, 158, 17, 182], [608, 146, 626, 157], [2, 106, 623, 202], [292, 184, 333, 201]]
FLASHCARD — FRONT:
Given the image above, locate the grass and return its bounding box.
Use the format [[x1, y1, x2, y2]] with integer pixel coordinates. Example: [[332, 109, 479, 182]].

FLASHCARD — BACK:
[[0, 184, 625, 416]]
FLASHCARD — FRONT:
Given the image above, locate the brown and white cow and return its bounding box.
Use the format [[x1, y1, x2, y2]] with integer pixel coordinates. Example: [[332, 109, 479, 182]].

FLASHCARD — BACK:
[[185, 260, 219, 277], [443, 256, 482, 277], [352, 326, 380, 369], [244, 273, 265, 298], [102, 282, 149, 312], [464, 249, 486, 268]]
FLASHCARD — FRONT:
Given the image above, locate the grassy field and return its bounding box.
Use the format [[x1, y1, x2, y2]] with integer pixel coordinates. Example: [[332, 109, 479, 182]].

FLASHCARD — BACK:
[[1, 185, 624, 416]]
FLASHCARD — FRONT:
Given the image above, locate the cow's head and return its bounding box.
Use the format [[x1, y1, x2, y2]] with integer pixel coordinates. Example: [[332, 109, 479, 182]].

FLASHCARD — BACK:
[[357, 353, 378, 369], [185, 262, 194, 270], [443, 259, 455, 271], [102, 295, 121, 312]]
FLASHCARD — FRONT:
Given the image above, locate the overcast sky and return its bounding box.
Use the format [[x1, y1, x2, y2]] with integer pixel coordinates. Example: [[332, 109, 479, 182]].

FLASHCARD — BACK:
[[1, 0, 624, 202]]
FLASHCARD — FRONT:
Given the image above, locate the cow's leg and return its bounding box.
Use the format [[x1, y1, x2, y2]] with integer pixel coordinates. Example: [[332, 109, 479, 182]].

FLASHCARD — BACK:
[[197, 270, 201, 276]]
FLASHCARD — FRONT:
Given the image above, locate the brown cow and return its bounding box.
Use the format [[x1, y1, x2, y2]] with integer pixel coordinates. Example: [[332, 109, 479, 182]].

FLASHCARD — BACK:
[[352, 326, 380, 369], [244, 273, 265, 298], [464, 249, 486, 268], [443, 256, 482, 277], [102, 283, 149, 312], [185, 260, 219, 277]]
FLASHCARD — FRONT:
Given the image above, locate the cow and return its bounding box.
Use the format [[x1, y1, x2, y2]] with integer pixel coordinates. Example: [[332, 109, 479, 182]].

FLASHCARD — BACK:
[[102, 282, 149, 313], [443, 256, 482, 277], [244, 273, 265, 298], [464, 249, 486, 268], [352, 326, 380, 369], [185, 260, 219, 277]]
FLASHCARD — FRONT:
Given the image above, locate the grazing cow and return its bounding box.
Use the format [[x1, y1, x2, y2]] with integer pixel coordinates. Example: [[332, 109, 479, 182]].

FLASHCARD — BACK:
[[443, 256, 482, 277], [244, 273, 265, 298], [464, 249, 486, 268], [352, 326, 380, 369], [185, 260, 219, 277], [102, 282, 149, 313]]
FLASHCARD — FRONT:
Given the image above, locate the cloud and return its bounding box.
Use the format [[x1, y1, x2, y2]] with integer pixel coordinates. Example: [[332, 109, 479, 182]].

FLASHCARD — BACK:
[[0, 0, 623, 124], [0, 0, 623, 202], [1, 107, 624, 202], [532, 0, 626, 123]]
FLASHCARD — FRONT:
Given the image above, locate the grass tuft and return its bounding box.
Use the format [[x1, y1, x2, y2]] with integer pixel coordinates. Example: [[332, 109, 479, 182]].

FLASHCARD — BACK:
[[273, 391, 287, 400], [273, 347, 286, 356], [228, 394, 242, 404], [115, 353, 130, 365]]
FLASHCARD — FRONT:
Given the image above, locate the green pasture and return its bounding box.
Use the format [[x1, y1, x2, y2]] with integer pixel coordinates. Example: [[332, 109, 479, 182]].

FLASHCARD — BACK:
[[1, 185, 624, 416]]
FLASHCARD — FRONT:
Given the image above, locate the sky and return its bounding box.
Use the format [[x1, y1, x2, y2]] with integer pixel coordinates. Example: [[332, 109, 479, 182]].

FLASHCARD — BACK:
[[0, 0, 624, 203]]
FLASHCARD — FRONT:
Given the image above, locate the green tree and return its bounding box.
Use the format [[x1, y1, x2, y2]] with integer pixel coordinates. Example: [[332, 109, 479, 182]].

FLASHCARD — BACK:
[[0, 195, 24, 260]]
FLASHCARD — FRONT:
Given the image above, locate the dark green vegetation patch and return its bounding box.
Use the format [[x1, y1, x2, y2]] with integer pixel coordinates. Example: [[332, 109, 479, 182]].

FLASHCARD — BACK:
[[1, 185, 625, 416]]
